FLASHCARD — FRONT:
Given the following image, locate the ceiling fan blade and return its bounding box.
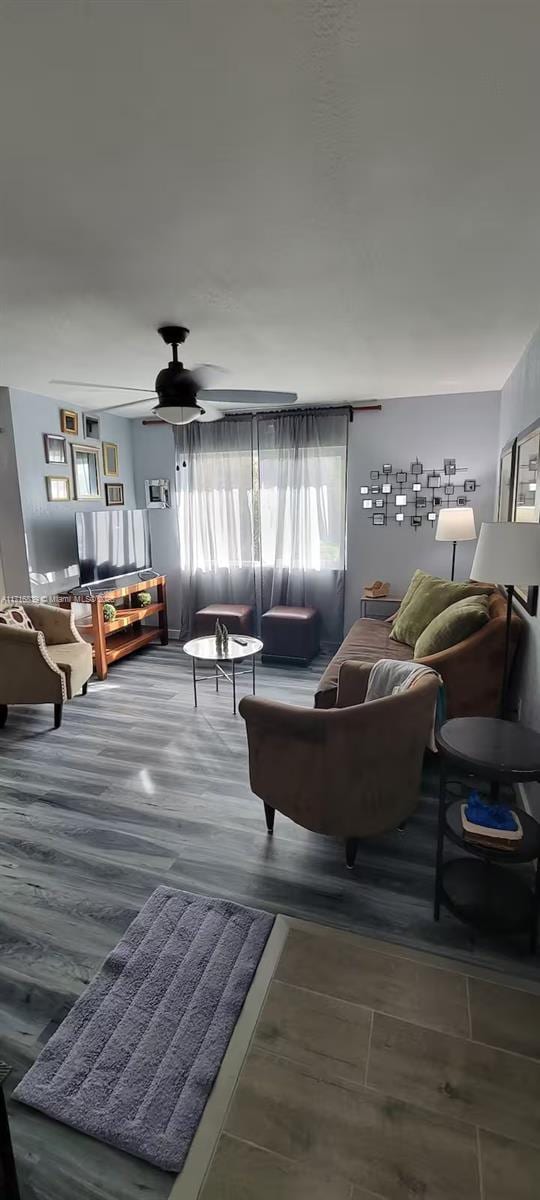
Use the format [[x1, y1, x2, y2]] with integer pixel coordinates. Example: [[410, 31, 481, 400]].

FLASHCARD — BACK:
[[100, 396, 157, 411], [196, 406, 224, 423], [198, 389, 298, 407], [50, 379, 153, 393]]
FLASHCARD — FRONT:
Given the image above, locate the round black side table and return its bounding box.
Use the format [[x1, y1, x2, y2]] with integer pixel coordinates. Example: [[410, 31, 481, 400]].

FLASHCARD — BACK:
[[435, 717, 540, 953]]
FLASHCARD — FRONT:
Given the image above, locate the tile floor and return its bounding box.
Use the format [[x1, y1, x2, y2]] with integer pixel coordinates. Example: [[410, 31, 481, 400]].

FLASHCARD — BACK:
[[199, 919, 540, 1200]]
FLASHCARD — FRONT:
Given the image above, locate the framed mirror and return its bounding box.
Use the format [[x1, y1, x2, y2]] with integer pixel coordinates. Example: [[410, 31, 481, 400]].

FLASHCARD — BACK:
[[497, 436, 516, 522], [510, 420, 539, 614], [71, 444, 102, 500]]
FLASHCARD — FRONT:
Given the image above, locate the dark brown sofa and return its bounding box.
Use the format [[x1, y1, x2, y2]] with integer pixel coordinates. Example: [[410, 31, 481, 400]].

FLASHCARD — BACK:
[[315, 591, 521, 718]]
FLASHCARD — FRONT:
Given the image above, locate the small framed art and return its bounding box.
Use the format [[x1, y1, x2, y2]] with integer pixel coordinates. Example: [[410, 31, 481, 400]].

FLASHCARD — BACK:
[[427, 511, 437, 522], [395, 494, 407, 506], [381, 483, 392, 494], [105, 482, 125, 506], [371, 484, 380, 494], [382, 463, 392, 474], [84, 414, 101, 440], [410, 515, 422, 527], [412, 482, 421, 492], [444, 458, 456, 475], [363, 499, 373, 509], [43, 433, 67, 464], [427, 473, 441, 488], [395, 471, 407, 484], [411, 460, 423, 475], [360, 485, 369, 494], [60, 409, 78, 436], [464, 479, 476, 492], [415, 495, 427, 508], [46, 476, 71, 502], [372, 513, 386, 526], [370, 470, 379, 480], [374, 498, 385, 508], [395, 513, 404, 523], [444, 484, 455, 495], [456, 496, 468, 506], [102, 442, 119, 476]]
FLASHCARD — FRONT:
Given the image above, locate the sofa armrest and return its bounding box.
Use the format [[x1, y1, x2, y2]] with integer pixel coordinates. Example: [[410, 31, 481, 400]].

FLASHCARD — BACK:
[[239, 695, 327, 743], [335, 661, 372, 708], [24, 603, 82, 645], [0, 626, 66, 703]]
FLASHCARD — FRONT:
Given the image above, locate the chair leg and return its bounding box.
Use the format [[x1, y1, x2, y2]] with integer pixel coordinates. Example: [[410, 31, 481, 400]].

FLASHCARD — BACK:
[[345, 837, 359, 870], [54, 703, 63, 729], [0, 1085, 21, 1200], [82, 682, 88, 696], [264, 803, 275, 835], [0, 705, 7, 728]]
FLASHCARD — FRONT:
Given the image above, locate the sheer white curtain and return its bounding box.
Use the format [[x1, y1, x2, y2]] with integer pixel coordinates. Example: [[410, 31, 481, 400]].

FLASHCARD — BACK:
[[175, 409, 348, 644], [175, 417, 256, 637], [258, 409, 348, 643]]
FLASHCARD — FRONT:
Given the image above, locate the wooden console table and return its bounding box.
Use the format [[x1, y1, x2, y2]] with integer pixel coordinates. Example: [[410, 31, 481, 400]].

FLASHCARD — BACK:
[[62, 575, 168, 680]]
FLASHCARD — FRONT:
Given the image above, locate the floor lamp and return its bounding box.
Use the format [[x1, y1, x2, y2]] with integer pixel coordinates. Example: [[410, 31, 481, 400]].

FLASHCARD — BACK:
[[435, 507, 476, 580], [471, 522, 540, 719]]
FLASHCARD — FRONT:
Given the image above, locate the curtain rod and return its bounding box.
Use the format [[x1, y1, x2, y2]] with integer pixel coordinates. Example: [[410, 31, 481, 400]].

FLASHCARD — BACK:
[[141, 402, 381, 426]]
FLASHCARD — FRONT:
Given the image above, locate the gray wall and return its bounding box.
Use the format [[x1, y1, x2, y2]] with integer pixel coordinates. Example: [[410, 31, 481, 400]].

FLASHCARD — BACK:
[[8, 389, 136, 597], [499, 328, 540, 736], [345, 391, 500, 631], [0, 387, 31, 596], [131, 420, 183, 634]]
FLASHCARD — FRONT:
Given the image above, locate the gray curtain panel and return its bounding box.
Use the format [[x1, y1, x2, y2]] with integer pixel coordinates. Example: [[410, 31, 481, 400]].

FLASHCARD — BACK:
[[175, 408, 348, 645]]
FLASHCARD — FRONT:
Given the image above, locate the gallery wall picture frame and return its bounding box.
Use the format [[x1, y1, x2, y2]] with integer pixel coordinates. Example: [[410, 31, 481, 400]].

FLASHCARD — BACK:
[[362, 498, 373, 509], [395, 512, 404, 523], [372, 513, 386, 526], [510, 417, 540, 615], [60, 409, 79, 436], [444, 458, 456, 475], [84, 414, 101, 440], [411, 460, 423, 475], [410, 515, 422, 527], [464, 479, 476, 492], [374, 498, 385, 508], [456, 496, 468, 506], [102, 442, 119, 476], [71, 443, 102, 500], [382, 463, 392, 474], [105, 482, 125, 506], [371, 484, 380, 494], [415, 495, 427, 508], [427, 473, 441, 488], [370, 470, 380, 480], [412, 482, 421, 492], [46, 475, 71, 502], [360, 485, 369, 494], [381, 483, 392, 494], [145, 479, 171, 508], [427, 512, 437, 522], [43, 433, 67, 464], [444, 484, 455, 496], [395, 494, 407, 506], [395, 471, 408, 484]]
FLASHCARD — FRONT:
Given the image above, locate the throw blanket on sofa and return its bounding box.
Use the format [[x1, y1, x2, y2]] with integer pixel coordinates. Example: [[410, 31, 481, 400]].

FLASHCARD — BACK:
[[365, 659, 443, 750]]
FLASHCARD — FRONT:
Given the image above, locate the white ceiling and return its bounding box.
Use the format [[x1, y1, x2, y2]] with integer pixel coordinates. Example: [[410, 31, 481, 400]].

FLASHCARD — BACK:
[[1, 0, 540, 415]]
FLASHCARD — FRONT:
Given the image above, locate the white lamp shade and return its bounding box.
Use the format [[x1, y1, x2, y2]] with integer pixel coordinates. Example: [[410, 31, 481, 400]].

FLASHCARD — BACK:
[[471, 522, 540, 585], [435, 506, 477, 542]]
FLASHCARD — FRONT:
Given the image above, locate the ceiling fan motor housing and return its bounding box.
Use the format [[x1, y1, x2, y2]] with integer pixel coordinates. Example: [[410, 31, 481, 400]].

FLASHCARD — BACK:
[[154, 361, 199, 408]]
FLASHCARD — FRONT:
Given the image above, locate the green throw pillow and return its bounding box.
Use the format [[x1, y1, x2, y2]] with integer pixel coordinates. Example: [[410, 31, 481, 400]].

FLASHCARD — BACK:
[[414, 594, 490, 658], [390, 574, 492, 648], [393, 569, 430, 619]]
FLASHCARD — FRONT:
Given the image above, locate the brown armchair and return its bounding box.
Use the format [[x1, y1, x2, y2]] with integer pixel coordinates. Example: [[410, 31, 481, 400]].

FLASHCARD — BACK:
[[239, 661, 440, 868], [0, 603, 93, 729]]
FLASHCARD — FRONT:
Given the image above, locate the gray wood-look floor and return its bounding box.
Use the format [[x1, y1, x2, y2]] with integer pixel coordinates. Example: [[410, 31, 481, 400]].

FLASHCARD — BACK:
[[0, 642, 538, 1199]]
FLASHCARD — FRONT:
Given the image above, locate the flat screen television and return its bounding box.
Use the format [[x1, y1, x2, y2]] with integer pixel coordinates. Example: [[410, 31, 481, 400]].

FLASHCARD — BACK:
[[76, 509, 152, 586]]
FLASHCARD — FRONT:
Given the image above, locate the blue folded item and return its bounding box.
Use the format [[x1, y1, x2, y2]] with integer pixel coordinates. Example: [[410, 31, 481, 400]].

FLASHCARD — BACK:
[[465, 791, 518, 832]]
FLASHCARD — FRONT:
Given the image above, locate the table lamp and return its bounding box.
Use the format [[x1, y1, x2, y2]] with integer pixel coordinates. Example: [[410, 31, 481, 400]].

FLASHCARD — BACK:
[[471, 521, 540, 718], [435, 506, 476, 579]]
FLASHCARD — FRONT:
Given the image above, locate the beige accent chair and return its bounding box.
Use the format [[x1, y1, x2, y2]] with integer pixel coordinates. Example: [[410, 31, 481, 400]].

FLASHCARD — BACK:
[[0, 603, 93, 729], [239, 661, 440, 868]]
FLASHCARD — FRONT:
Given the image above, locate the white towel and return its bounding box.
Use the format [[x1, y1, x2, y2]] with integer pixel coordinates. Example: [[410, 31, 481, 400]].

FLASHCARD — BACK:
[[365, 659, 441, 750]]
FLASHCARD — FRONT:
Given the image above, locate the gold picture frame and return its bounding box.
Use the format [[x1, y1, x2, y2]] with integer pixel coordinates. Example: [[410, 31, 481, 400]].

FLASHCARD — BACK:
[[102, 441, 119, 476], [60, 408, 79, 436], [71, 443, 102, 500], [46, 475, 71, 502]]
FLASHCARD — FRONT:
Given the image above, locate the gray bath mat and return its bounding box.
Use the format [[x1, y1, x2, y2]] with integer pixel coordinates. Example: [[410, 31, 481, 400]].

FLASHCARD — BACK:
[[14, 887, 274, 1172]]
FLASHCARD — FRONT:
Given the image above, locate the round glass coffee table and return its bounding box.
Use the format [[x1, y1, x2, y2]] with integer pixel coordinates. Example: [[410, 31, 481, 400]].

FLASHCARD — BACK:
[[183, 635, 263, 715]]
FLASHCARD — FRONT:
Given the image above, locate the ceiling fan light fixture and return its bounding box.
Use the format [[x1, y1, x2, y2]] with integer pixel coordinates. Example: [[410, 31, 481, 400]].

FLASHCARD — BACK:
[[153, 403, 200, 425]]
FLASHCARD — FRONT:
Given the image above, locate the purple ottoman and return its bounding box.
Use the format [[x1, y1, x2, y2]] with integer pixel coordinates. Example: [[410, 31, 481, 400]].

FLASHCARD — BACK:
[[193, 604, 254, 637], [261, 606, 320, 665]]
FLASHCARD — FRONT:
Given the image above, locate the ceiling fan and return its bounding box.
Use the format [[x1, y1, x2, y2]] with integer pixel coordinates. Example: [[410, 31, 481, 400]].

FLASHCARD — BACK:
[[51, 325, 298, 425]]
